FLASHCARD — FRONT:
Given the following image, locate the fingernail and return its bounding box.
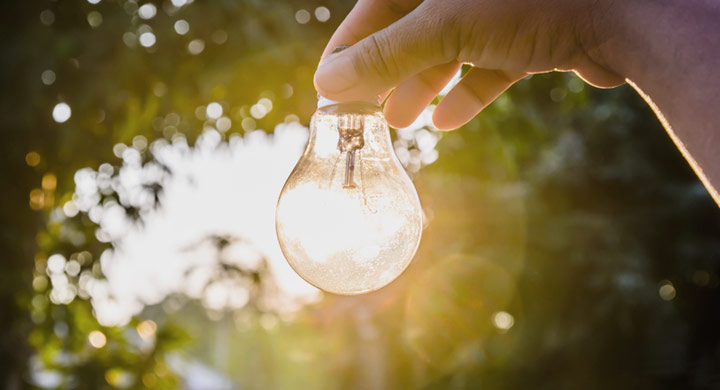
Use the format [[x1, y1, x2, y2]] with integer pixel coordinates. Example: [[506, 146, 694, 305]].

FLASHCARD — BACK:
[[314, 55, 358, 94]]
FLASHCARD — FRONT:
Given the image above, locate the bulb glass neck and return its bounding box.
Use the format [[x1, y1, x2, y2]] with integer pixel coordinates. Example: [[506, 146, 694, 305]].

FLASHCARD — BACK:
[[317, 96, 381, 110], [315, 101, 381, 114]]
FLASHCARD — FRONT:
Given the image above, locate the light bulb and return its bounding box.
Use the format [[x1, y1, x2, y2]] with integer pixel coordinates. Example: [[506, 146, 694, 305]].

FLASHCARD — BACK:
[[276, 102, 423, 295]]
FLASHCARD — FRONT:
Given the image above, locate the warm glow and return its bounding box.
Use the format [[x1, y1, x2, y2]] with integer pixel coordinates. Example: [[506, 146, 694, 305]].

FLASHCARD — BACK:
[[278, 182, 406, 263], [276, 104, 423, 294]]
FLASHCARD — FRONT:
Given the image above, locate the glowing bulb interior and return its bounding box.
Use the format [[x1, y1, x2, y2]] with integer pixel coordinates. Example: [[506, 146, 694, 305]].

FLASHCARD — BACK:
[[276, 103, 422, 294]]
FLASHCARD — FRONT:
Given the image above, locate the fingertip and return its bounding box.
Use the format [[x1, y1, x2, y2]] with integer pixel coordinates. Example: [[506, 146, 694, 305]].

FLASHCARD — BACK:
[[432, 92, 481, 131], [384, 61, 462, 129], [385, 112, 416, 129], [432, 107, 470, 131], [384, 92, 422, 129]]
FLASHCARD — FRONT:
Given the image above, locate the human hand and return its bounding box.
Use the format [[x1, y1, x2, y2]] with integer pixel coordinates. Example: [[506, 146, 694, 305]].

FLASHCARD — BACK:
[[314, 0, 624, 130]]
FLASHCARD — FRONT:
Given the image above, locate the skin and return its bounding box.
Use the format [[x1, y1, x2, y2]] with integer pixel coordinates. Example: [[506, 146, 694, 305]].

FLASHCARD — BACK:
[[314, 0, 720, 205]]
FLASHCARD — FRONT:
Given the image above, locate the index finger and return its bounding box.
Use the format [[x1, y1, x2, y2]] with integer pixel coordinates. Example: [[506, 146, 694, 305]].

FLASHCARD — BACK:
[[321, 0, 423, 60]]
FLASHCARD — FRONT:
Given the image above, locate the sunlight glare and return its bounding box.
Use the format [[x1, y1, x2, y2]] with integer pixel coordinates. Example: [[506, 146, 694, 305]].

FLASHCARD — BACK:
[[278, 183, 406, 264], [79, 122, 320, 326]]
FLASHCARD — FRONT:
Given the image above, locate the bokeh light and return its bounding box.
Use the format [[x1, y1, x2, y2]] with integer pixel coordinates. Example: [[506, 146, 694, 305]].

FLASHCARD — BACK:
[[88, 330, 107, 348], [174, 19, 190, 35], [136, 320, 157, 341], [188, 39, 205, 55], [206, 102, 223, 120], [138, 3, 157, 20], [39, 10, 54, 26], [52, 103, 71, 123], [139, 32, 156, 48], [295, 9, 310, 24], [40, 70, 55, 86], [492, 311, 515, 332], [314, 7, 330, 22], [25, 152, 41, 167], [659, 280, 676, 301], [87, 11, 103, 28]]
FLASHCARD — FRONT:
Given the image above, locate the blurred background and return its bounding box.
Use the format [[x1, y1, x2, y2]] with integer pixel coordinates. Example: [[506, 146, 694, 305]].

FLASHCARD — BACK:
[[2, 0, 720, 389]]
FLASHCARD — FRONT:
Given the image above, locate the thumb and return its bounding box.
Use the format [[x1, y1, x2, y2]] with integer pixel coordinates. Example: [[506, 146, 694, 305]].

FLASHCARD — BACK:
[[314, 4, 453, 102]]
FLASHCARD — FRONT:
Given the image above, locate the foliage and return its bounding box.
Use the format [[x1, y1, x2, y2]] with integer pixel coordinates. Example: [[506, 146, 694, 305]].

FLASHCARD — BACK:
[[1, 0, 719, 389]]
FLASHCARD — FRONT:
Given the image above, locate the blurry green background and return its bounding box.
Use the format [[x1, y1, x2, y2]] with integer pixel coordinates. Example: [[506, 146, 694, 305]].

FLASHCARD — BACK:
[[2, 0, 720, 389]]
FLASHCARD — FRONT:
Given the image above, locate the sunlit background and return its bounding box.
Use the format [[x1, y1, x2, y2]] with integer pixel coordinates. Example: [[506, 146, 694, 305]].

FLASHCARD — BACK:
[[2, 0, 720, 389]]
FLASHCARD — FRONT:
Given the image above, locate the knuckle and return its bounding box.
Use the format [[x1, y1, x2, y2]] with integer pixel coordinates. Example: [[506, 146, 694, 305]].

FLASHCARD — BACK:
[[420, 0, 464, 61], [358, 33, 398, 81]]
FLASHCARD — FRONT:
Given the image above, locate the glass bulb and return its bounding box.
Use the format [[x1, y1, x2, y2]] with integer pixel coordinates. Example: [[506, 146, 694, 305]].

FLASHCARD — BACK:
[[276, 102, 423, 295]]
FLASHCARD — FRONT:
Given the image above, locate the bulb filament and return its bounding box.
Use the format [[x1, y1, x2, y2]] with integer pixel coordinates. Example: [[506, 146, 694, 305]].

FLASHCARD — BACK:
[[337, 115, 365, 189]]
